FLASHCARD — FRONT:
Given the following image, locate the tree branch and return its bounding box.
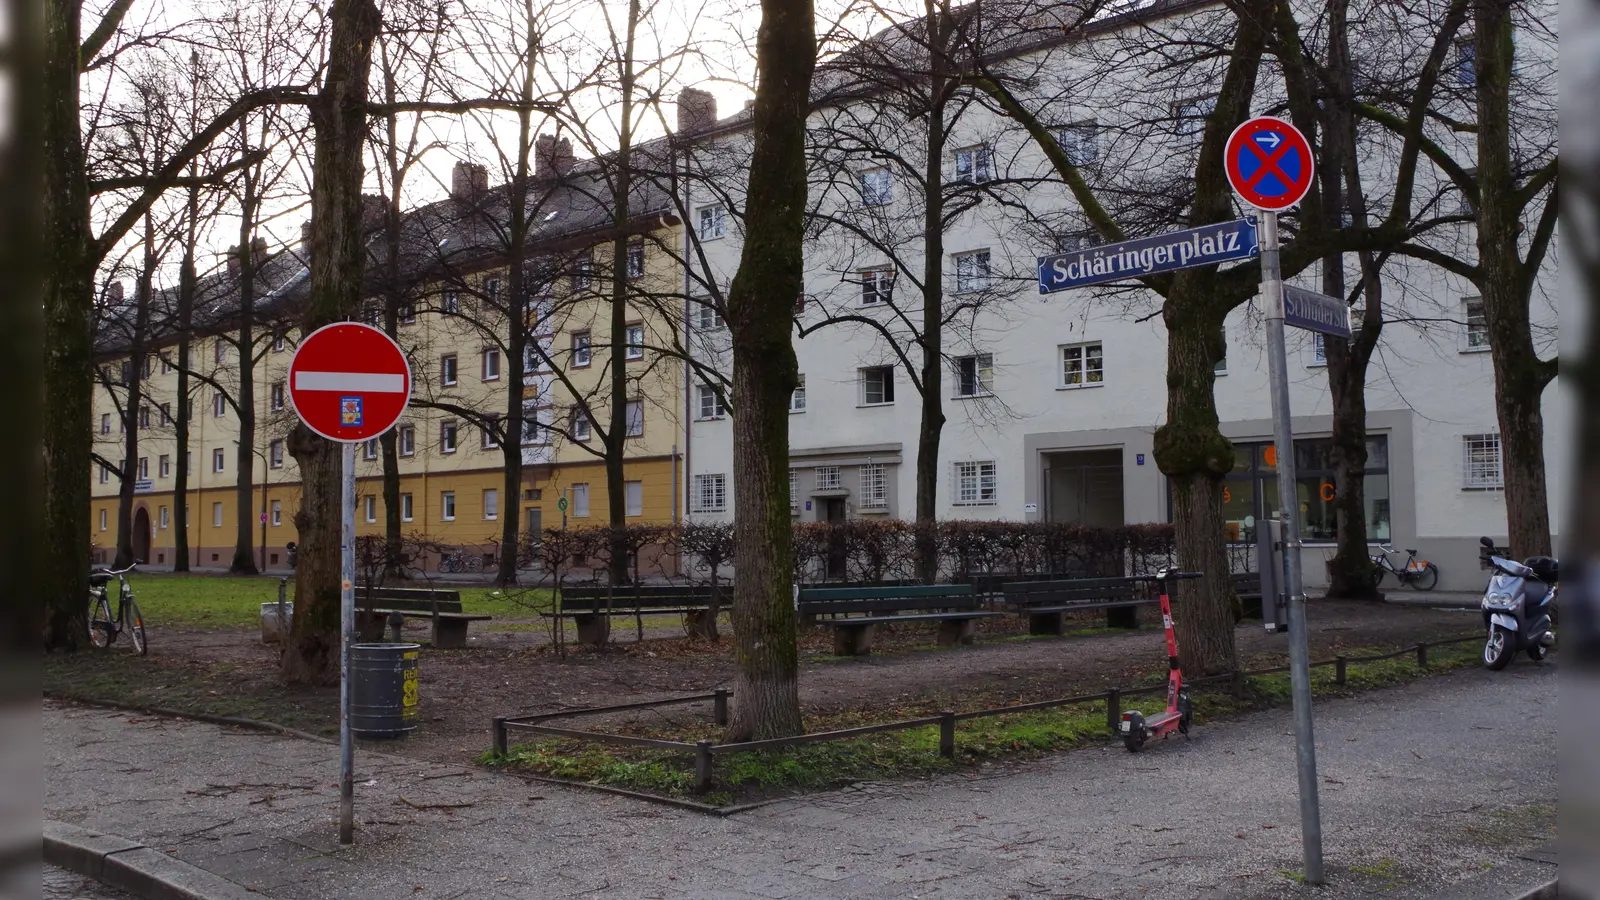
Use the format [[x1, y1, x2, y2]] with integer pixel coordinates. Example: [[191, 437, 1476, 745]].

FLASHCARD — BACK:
[[79, 0, 136, 71]]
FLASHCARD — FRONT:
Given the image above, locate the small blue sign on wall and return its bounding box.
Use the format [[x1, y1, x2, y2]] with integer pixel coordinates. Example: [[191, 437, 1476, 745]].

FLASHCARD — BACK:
[[1136, 454, 1146, 466], [805, 501, 812, 511]]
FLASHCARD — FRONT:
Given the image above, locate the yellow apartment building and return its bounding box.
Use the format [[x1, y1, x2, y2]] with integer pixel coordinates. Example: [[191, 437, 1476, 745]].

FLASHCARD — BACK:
[[91, 150, 691, 573]]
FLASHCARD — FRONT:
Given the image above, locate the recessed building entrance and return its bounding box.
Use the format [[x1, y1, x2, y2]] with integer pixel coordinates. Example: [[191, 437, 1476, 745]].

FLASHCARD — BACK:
[[1043, 449, 1125, 526]]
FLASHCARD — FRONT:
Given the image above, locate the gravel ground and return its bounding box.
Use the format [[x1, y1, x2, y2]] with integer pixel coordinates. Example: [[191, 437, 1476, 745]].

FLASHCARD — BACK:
[[44, 661, 1557, 900]]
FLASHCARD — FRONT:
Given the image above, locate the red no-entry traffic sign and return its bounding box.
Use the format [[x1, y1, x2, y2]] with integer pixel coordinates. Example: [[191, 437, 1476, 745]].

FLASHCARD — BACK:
[[1225, 116, 1314, 211], [287, 322, 412, 443]]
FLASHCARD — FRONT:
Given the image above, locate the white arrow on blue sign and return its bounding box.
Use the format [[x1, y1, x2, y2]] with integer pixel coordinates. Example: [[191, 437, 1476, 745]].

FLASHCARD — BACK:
[[1283, 285, 1352, 338], [1037, 218, 1260, 294]]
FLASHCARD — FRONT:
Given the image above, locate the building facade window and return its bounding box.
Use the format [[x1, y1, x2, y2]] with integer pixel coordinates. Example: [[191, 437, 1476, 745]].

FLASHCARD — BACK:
[[441, 354, 458, 386], [1464, 298, 1489, 351], [401, 493, 414, 522], [213, 393, 226, 417], [571, 483, 590, 517], [214, 341, 228, 364], [1455, 36, 1476, 85], [860, 268, 894, 306], [696, 303, 724, 330], [137, 457, 148, 479], [953, 461, 998, 506], [954, 250, 991, 293], [522, 404, 544, 445], [159, 455, 171, 477], [572, 331, 592, 366], [99, 464, 111, 484], [271, 500, 282, 526], [1059, 120, 1099, 165], [483, 348, 501, 380], [362, 438, 378, 461], [954, 145, 993, 183], [625, 481, 643, 517], [1173, 95, 1216, 136], [159, 506, 169, 529], [100, 413, 111, 434], [626, 240, 645, 279], [789, 469, 800, 513], [625, 400, 644, 436], [482, 415, 500, 449], [572, 251, 592, 290], [860, 464, 888, 509], [441, 491, 456, 521], [399, 425, 415, 456], [483, 489, 499, 520], [693, 474, 727, 513], [160, 403, 172, 426], [859, 168, 892, 205], [860, 366, 895, 405], [698, 204, 727, 240], [270, 382, 285, 411], [697, 385, 728, 420], [484, 277, 501, 304], [362, 302, 381, 325], [269, 440, 284, 469], [625, 324, 645, 360], [440, 420, 458, 454], [138, 406, 149, 429], [1213, 437, 1392, 543], [1061, 342, 1105, 387], [954, 354, 994, 398], [365, 495, 376, 523], [790, 374, 806, 412], [212, 448, 225, 472], [399, 301, 416, 324], [212, 502, 223, 526], [1463, 433, 1503, 490], [572, 409, 591, 441], [100, 509, 108, 530], [815, 465, 842, 490], [442, 291, 460, 314]]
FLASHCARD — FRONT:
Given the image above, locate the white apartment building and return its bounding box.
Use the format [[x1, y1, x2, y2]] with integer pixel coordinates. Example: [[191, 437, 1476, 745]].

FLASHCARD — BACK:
[[674, 0, 1562, 591]]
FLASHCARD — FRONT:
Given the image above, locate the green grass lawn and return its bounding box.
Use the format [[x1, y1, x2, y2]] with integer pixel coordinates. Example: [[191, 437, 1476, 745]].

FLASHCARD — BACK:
[[114, 572, 551, 628]]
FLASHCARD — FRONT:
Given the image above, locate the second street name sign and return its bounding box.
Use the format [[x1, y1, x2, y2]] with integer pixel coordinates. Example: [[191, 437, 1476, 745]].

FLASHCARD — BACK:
[[1283, 285, 1352, 339], [1038, 218, 1259, 294]]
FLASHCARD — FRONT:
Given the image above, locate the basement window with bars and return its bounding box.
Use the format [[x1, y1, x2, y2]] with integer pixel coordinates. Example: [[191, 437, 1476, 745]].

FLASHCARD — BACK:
[[859, 464, 888, 510], [693, 474, 727, 513], [815, 466, 842, 490], [1462, 433, 1504, 490], [953, 460, 997, 506]]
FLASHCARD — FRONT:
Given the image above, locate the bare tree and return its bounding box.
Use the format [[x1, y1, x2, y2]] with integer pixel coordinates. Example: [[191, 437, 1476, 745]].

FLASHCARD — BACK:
[[722, 0, 816, 742]]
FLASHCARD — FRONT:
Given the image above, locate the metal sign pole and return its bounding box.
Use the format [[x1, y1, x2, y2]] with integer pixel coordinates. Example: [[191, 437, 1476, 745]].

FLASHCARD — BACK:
[[338, 440, 357, 845], [1260, 210, 1324, 883]]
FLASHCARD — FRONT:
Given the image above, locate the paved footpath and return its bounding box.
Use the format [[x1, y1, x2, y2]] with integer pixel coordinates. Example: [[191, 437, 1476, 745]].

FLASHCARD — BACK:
[[45, 665, 1557, 900]]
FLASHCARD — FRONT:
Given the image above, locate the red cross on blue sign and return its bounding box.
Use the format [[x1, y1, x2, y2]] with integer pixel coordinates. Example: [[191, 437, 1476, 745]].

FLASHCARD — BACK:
[[1225, 117, 1315, 211]]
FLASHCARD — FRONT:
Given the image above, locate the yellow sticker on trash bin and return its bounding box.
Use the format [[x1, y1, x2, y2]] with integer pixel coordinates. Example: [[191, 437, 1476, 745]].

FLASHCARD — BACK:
[[401, 651, 419, 719]]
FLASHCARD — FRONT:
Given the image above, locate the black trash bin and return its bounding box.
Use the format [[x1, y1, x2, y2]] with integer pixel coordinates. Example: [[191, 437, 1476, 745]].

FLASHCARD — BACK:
[[350, 642, 420, 738]]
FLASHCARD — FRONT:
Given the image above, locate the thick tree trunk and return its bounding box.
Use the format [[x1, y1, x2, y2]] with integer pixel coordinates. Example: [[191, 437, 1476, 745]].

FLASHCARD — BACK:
[[913, 1, 948, 586], [282, 0, 380, 684], [173, 251, 195, 572], [722, 0, 814, 743], [1475, 0, 1553, 559], [232, 226, 260, 574], [42, 0, 93, 649], [605, 5, 639, 588], [1152, 303, 1238, 676], [115, 340, 143, 568]]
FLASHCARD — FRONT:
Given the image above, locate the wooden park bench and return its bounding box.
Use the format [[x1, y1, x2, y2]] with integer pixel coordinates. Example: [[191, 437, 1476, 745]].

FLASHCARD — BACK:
[[1000, 577, 1155, 635], [545, 584, 728, 646], [798, 584, 999, 656], [1232, 571, 1264, 618], [354, 586, 491, 650]]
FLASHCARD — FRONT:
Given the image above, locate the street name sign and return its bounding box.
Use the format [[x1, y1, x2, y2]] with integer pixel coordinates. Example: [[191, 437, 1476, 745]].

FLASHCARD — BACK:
[[287, 322, 412, 443], [1225, 117, 1314, 211], [1283, 286, 1351, 339], [1036, 218, 1259, 294]]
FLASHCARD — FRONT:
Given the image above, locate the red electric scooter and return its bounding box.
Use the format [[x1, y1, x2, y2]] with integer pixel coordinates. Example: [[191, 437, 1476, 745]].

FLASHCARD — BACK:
[[1118, 568, 1203, 752]]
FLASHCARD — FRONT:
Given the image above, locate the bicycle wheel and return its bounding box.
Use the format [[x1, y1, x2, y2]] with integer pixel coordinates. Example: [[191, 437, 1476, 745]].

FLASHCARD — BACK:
[[466, 556, 483, 574], [124, 598, 148, 655], [1411, 563, 1439, 591], [88, 592, 114, 648]]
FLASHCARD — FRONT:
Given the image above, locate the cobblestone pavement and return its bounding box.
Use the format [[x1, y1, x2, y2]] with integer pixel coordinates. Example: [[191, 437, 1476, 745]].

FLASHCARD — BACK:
[[39, 864, 136, 899], [45, 665, 1557, 900]]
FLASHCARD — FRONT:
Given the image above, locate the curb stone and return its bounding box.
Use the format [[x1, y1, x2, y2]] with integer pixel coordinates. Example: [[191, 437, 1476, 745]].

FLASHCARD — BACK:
[[43, 821, 268, 900]]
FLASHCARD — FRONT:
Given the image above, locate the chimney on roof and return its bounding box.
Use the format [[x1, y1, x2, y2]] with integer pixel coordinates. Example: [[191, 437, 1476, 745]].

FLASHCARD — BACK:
[[451, 161, 488, 200], [250, 236, 268, 262], [226, 245, 241, 278], [677, 87, 717, 134], [300, 220, 312, 245], [104, 280, 124, 305], [535, 135, 575, 178], [361, 194, 388, 232], [744, 98, 755, 113]]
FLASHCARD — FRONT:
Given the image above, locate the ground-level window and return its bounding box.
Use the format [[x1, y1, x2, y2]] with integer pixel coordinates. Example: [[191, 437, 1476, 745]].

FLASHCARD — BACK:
[[571, 483, 590, 518], [860, 464, 888, 510], [693, 474, 727, 513], [1209, 436, 1391, 543], [625, 481, 643, 517], [953, 461, 997, 506], [1462, 433, 1503, 490]]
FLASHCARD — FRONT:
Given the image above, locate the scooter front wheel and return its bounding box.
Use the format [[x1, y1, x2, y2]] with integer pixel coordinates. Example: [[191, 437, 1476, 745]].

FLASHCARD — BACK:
[[1123, 733, 1146, 752], [1484, 627, 1516, 670]]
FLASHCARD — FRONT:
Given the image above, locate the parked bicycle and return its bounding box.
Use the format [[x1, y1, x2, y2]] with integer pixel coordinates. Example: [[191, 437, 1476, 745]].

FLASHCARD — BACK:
[[437, 549, 483, 575], [1370, 544, 1439, 591], [88, 563, 147, 654]]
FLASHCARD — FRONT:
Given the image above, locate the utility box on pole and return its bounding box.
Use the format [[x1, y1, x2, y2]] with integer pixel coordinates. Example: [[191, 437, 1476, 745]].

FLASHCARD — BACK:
[[1257, 516, 1289, 633]]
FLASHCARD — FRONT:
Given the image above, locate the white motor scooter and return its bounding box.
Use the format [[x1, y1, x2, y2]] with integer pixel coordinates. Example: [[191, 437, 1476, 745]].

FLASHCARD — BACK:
[[1478, 536, 1557, 670]]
